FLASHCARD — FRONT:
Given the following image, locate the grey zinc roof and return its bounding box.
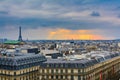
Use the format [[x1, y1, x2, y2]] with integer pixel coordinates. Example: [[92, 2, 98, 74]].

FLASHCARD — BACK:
[[0, 52, 47, 70], [41, 59, 98, 68], [41, 52, 120, 68]]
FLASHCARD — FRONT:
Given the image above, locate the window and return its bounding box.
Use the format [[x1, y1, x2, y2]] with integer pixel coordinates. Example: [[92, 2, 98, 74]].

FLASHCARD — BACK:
[[49, 69, 51, 73], [78, 69, 81, 73], [56, 64, 59, 67], [71, 69, 73, 73], [42, 69, 44, 73], [46, 75, 49, 79], [61, 69, 63, 73], [56, 69, 58, 73], [14, 72, 16, 75], [71, 75, 74, 80], [56, 75, 58, 79], [78, 75, 81, 80], [60, 75, 63, 79], [51, 69, 54, 73], [51, 75, 54, 79], [61, 64, 63, 67], [65, 75, 67, 79], [47, 64, 49, 67]]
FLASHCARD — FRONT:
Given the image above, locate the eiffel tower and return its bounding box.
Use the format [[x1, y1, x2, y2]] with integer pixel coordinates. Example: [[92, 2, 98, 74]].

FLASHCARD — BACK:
[[18, 26, 23, 41]]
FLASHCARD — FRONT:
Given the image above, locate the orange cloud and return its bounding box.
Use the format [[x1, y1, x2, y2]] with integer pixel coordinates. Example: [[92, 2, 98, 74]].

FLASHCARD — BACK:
[[48, 29, 106, 40]]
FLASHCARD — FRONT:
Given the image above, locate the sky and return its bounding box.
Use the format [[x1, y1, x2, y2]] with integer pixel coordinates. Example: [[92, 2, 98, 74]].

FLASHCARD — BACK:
[[0, 0, 120, 40]]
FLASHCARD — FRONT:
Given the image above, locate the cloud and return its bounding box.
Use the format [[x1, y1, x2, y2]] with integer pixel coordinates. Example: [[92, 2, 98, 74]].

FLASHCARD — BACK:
[[90, 11, 101, 17], [0, 0, 120, 39], [0, 11, 8, 15], [60, 11, 91, 18]]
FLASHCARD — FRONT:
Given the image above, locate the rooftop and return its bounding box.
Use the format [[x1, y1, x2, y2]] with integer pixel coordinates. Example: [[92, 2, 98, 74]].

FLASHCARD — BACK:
[[41, 51, 120, 68], [0, 52, 47, 70], [4, 40, 21, 44]]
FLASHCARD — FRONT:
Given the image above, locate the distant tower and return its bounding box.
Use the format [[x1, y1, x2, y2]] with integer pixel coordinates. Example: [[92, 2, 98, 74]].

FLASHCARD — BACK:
[[18, 26, 23, 41]]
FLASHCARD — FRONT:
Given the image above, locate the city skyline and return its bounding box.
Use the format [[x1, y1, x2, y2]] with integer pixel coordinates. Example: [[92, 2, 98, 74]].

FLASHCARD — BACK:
[[0, 0, 120, 40]]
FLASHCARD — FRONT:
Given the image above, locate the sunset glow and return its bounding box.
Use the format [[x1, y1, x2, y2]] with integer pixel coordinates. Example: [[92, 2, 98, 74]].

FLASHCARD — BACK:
[[49, 29, 105, 40]]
